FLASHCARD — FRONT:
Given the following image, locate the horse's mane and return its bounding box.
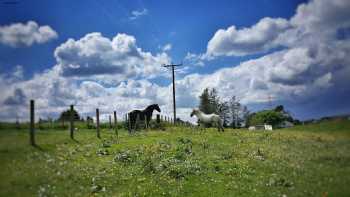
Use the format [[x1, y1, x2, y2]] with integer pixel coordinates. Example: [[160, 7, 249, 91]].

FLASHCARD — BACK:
[[142, 104, 159, 113], [148, 104, 157, 108]]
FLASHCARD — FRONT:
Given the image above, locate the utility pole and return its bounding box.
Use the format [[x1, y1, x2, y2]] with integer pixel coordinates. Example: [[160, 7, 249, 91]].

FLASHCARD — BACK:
[[267, 94, 275, 109], [162, 63, 182, 124]]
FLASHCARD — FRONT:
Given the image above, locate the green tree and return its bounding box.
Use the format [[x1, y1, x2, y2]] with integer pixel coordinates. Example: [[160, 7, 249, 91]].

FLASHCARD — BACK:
[[58, 109, 80, 121], [274, 105, 284, 112], [199, 88, 222, 127], [199, 88, 211, 114], [199, 89, 250, 128], [274, 105, 294, 122], [241, 105, 250, 127], [218, 101, 230, 127], [209, 88, 220, 113], [248, 110, 284, 127], [199, 88, 221, 114]]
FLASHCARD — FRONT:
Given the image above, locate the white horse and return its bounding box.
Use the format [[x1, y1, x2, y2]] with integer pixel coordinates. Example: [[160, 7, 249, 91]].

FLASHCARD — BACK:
[[190, 108, 224, 132]]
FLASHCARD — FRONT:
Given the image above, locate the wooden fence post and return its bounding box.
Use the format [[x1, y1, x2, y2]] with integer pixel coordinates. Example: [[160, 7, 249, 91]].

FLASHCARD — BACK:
[[70, 105, 74, 139], [114, 111, 118, 137], [29, 100, 36, 146], [109, 115, 112, 129], [96, 108, 100, 138]]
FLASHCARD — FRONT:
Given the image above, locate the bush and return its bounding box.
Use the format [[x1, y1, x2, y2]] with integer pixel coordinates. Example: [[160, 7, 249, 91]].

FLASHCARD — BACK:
[[248, 110, 284, 127]]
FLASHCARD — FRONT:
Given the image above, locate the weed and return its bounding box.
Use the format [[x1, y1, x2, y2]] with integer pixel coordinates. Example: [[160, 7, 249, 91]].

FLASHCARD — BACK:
[[114, 149, 138, 163]]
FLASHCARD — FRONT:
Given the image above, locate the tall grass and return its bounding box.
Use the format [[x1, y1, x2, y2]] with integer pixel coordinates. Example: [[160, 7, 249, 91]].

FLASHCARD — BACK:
[[0, 120, 349, 196]]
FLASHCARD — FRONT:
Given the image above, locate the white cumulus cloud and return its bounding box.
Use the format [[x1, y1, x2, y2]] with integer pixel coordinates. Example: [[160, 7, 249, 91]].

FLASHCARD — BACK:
[[206, 17, 290, 57], [0, 21, 57, 47], [54, 32, 170, 84], [182, 0, 350, 119]]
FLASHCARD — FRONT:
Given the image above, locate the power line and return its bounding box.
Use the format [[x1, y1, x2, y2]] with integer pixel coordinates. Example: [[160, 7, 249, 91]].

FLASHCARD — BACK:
[[162, 63, 182, 124]]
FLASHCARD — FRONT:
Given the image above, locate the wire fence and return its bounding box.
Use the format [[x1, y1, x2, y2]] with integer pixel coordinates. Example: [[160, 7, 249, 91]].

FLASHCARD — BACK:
[[1, 99, 192, 146]]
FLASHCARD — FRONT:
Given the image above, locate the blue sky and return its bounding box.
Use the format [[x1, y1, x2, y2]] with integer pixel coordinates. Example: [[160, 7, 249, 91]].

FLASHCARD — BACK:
[[0, 0, 305, 78], [0, 0, 350, 122]]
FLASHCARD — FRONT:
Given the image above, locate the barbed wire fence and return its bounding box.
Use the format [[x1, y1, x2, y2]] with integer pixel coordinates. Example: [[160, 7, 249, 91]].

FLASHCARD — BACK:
[[21, 99, 186, 146]]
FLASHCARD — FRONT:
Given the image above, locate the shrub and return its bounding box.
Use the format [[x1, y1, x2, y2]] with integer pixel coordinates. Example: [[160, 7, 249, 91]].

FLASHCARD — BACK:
[[248, 110, 284, 127]]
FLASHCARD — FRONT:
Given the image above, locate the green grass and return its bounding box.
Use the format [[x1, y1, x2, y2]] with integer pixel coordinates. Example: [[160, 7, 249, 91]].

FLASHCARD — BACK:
[[0, 120, 349, 196]]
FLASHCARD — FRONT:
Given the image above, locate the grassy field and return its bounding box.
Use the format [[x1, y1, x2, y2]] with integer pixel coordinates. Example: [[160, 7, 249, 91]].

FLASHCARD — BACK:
[[0, 120, 349, 196]]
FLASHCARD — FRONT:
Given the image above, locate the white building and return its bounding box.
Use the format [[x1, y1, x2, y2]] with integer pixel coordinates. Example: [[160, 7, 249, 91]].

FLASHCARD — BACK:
[[248, 124, 273, 131]]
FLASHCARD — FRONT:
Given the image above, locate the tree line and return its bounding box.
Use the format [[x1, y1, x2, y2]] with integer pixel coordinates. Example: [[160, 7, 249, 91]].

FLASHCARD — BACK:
[[198, 88, 249, 128], [198, 88, 298, 128]]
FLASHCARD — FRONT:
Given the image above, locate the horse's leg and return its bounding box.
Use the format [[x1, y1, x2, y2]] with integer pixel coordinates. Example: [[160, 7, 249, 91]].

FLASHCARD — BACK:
[[197, 122, 201, 132], [146, 116, 150, 130], [145, 115, 149, 130], [131, 115, 134, 132], [133, 114, 138, 133], [214, 118, 221, 132], [128, 114, 132, 134], [133, 115, 137, 133], [219, 119, 224, 132], [216, 120, 220, 132], [199, 121, 205, 133], [136, 114, 140, 132], [129, 115, 133, 134]]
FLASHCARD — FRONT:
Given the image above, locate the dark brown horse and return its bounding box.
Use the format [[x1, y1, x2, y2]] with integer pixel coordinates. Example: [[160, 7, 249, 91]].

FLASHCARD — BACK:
[[128, 104, 161, 132]]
